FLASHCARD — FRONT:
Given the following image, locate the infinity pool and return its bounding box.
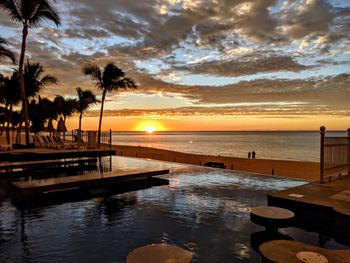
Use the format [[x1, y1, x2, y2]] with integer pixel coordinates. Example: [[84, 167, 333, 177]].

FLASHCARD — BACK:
[[0, 156, 347, 262]]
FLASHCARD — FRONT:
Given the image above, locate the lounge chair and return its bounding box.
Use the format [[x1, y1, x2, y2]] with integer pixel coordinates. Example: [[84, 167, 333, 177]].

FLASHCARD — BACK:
[[38, 135, 54, 148], [53, 135, 79, 149], [32, 135, 45, 148], [46, 136, 64, 149], [0, 144, 13, 151]]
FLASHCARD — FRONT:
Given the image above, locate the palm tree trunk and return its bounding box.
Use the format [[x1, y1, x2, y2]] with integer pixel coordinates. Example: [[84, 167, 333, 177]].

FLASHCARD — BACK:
[[6, 104, 14, 145], [97, 89, 106, 145], [78, 112, 82, 150], [5, 103, 10, 144], [63, 115, 67, 141], [16, 109, 24, 144], [18, 21, 30, 145]]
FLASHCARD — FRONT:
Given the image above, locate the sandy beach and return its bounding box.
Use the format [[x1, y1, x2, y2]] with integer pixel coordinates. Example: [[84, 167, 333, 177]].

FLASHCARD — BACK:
[[112, 145, 320, 181]]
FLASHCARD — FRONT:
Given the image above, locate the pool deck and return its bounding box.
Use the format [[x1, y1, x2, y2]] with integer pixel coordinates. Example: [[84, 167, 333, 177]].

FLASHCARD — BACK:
[[12, 168, 170, 196], [267, 175, 350, 244], [260, 240, 350, 263], [268, 175, 350, 217], [0, 157, 98, 172], [0, 148, 116, 162]]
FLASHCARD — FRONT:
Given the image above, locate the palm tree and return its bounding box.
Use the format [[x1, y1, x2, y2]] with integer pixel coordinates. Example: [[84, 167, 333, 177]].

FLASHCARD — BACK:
[[15, 61, 57, 142], [75, 87, 98, 144], [0, 37, 15, 63], [23, 61, 58, 99], [1, 72, 20, 144], [28, 97, 56, 133], [54, 95, 77, 124], [0, 0, 60, 145], [83, 63, 136, 145], [28, 96, 49, 133]]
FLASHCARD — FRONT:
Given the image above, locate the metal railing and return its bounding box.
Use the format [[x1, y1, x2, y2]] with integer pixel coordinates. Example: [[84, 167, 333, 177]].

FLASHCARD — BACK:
[[320, 127, 350, 183], [66, 130, 112, 150]]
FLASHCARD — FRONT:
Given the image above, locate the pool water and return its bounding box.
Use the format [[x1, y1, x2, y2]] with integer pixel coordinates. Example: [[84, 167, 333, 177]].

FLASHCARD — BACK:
[[0, 156, 347, 262]]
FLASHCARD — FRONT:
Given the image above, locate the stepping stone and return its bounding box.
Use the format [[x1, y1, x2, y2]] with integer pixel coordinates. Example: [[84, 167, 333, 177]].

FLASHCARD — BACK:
[[250, 206, 294, 231], [126, 243, 193, 263], [259, 240, 350, 263]]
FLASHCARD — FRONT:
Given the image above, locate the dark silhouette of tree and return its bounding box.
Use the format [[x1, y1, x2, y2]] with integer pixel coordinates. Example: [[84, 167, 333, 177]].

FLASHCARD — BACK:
[[54, 95, 77, 124], [83, 63, 136, 144], [10, 110, 20, 143], [75, 87, 98, 135], [22, 61, 58, 100], [0, 107, 5, 132], [16, 61, 57, 141], [0, 0, 60, 145], [28, 97, 58, 133], [0, 37, 15, 64], [0, 72, 20, 143]]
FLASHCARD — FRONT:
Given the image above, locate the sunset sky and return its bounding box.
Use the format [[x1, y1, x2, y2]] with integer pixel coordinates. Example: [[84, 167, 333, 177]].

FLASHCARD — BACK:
[[1, 0, 350, 131]]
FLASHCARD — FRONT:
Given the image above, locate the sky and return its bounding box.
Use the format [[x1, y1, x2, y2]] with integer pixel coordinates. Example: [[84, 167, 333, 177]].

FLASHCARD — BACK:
[[1, 0, 350, 131]]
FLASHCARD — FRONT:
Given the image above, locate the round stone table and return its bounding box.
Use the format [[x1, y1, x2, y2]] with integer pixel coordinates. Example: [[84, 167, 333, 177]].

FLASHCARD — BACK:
[[126, 243, 193, 263], [250, 206, 295, 232]]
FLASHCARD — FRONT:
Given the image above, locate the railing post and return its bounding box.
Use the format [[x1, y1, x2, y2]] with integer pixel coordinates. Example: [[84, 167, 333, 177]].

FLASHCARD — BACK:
[[110, 129, 112, 150], [320, 126, 326, 183], [348, 128, 350, 176]]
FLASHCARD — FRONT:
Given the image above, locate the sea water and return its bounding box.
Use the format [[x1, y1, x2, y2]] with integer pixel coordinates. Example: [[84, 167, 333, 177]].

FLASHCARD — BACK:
[[112, 131, 347, 162]]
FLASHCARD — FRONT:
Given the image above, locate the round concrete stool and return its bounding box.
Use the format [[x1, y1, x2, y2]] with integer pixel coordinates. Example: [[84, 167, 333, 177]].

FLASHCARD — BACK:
[[126, 243, 193, 263], [250, 206, 294, 232]]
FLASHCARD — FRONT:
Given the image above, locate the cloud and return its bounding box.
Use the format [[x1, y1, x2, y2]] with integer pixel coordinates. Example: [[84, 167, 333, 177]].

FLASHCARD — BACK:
[[175, 54, 309, 76], [280, 0, 334, 39], [84, 102, 350, 118], [127, 68, 350, 106], [0, 0, 349, 121]]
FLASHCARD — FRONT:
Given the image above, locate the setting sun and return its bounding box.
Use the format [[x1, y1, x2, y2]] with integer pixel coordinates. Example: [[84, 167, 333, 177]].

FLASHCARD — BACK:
[[134, 121, 167, 133], [144, 125, 156, 134]]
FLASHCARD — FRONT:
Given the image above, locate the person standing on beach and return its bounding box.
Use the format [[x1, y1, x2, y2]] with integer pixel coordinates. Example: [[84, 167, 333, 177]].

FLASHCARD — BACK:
[[252, 150, 256, 159], [248, 152, 251, 158]]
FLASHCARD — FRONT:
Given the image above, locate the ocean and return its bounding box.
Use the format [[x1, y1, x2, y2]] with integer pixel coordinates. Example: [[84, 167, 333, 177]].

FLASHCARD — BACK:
[[112, 131, 348, 162]]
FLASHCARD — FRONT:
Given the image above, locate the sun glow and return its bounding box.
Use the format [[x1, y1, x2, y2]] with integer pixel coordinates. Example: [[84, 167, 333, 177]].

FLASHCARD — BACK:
[[144, 125, 156, 134], [135, 121, 167, 133]]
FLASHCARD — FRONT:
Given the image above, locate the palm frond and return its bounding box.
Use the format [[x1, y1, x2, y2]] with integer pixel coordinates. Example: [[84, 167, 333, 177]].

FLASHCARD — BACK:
[[76, 87, 98, 113], [103, 63, 124, 88], [40, 74, 58, 87], [21, 61, 57, 97], [114, 77, 137, 90], [30, 1, 60, 27], [0, 42, 16, 64], [83, 64, 103, 89], [0, 0, 23, 23]]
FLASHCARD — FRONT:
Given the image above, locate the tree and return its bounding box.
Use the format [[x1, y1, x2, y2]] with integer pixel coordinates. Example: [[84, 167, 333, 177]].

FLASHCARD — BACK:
[[28, 96, 57, 133], [0, 0, 60, 145], [83, 63, 136, 145], [0, 37, 15, 63], [75, 87, 98, 138], [22, 61, 58, 100], [14, 61, 57, 142], [54, 95, 77, 124], [0, 72, 20, 143]]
